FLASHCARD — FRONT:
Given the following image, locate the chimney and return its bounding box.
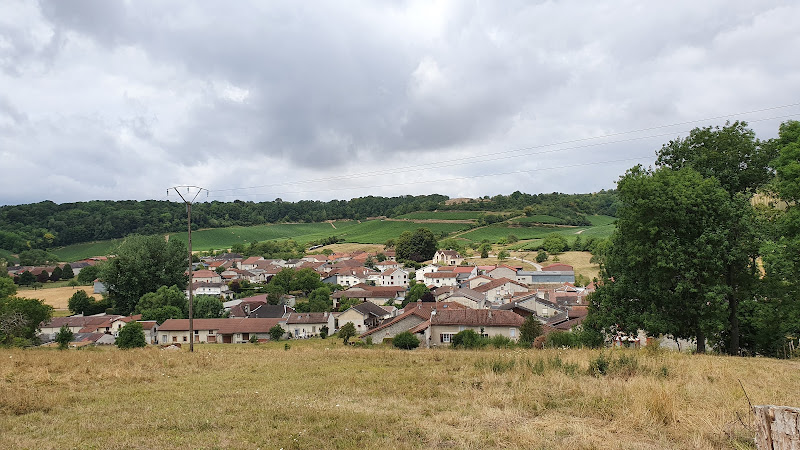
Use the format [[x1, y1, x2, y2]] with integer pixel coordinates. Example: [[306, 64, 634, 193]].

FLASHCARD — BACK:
[[488, 310, 492, 319]]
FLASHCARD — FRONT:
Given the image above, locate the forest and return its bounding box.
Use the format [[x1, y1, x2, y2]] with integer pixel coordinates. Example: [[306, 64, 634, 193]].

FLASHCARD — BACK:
[[0, 191, 617, 254]]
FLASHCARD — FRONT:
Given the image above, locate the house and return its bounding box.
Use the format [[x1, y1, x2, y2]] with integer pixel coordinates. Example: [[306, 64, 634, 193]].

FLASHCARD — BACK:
[[422, 309, 525, 347], [497, 293, 567, 319], [332, 285, 406, 307], [228, 298, 295, 319], [336, 302, 392, 334], [240, 256, 264, 271], [284, 312, 335, 338], [433, 250, 464, 266], [473, 278, 530, 304], [415, 264, 438, 282], [374, 260, 402, 272], [186, 281, 232, 298], [378, 268, 409, 287], [423, 271, 459, 288], [437, 287, 486, 309], [191, 270, 222, 284], [358, 301, 466, 343], [466, 275, 495, 289], [486, 265, 520, 280], [39, 314, 123, 336], [541, 263, 574, 272], [158, 318, 285, 344]]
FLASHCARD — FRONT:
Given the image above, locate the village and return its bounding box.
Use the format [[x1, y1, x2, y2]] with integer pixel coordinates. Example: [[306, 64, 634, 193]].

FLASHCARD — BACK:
[[26, 248, 596, 349]]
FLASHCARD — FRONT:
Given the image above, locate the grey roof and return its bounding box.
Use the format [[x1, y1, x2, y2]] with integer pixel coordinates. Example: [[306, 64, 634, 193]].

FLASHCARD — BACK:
[[352, 302, 391, 318]]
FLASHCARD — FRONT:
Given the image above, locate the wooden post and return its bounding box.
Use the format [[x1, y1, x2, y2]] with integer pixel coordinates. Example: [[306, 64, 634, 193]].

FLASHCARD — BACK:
[[753, 405, 800, 449]]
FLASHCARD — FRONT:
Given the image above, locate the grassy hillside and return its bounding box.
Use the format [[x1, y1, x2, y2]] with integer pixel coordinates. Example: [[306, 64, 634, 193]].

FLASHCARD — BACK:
[[48, 215, 617, 261], [1, 341, 795, 448], [396, 211, 484, 220]]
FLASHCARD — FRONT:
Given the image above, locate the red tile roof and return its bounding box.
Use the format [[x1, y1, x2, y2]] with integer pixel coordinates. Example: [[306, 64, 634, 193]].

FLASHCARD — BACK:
[[431, 309, 524, 327]]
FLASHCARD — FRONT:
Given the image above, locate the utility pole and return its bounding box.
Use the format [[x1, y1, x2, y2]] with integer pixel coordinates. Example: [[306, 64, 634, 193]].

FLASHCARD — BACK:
[[168, 186, 207, 352]]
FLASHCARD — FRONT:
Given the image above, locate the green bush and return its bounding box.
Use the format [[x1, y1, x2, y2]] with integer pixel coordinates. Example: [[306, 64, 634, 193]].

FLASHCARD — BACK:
[[489, 334, 515, 348], [544, 330, 579, 348], [588, 353, 610, 377], [451, 329, 488, 349], [268, 324, 284, 341], [393, 331, 420, 350], [55, 324, 73, 350]]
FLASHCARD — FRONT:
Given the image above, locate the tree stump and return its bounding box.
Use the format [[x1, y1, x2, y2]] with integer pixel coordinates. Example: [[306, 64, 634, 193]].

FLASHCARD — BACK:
[[753, 405, 800, 449]]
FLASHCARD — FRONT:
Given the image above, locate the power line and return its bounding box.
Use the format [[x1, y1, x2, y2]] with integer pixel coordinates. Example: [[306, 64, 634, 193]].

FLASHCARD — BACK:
[[211, 103, 800, 193]]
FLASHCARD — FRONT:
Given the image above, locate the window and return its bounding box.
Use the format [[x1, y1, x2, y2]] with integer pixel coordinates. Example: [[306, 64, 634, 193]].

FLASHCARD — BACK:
[[194, 330, 199, 335], [182, 336, 187, 342], [510, 329, 516, 338], [162, 335, 167, 342], [441, 333, 453, 343], [208, 330, 214, 335], [173, 336, 177, 343]]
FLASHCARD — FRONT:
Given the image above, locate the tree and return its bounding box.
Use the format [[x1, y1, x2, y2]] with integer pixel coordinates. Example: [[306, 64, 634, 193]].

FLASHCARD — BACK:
[[320, 325, 329, 339], [0, 296, 52, 345], [519, 315, 543, 347], [18, 249, 59, 266], [395, 228, 438, 262], [401, 283, 430, 308], [194, 295, 225, 318], [572, 235, 584, 252], [116, 321, 146, 349], [17, 270, 35, 286], [136, 285, 187, 318], [140, 306, 183, 324], [76, 265, 100, 285], [590, 166, 753, 353], [55, 324, 73, 350], [497, 250, 510, 261], [36, 270, 50, 284], [296, 287, 332, 313], [542, 234, 568, 254], [479, 243, 491, 259], [268, 324, 285, 341], [393, 331, 420, 349], [100, 235, 188, 315], [60, 264, 74, 280], [49, 266, 63, 282], [451, 329, 487, 349], [291, 268, 323, 296], [337, 296, 360, 312], [338, 322, 356, 344], [656, 122, 770, 355], [0, 277, 16, 299], [269, 268, 296, 295], [535, 250, 548, 263], [68, 290, 92, 315]]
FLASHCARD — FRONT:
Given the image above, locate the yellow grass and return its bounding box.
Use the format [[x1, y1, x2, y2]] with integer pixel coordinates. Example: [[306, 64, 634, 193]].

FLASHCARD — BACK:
[[319, 243, 385, 254], [1, 341, 797, 449], [15, 286, 100, 310], [544, 251, 600, 281]]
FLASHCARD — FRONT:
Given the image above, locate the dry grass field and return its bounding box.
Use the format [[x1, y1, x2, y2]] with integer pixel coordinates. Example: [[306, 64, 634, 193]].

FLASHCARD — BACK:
[[2, 340, 798, 449], [15, 286, 100, 310], [542, 251, 601, 281]]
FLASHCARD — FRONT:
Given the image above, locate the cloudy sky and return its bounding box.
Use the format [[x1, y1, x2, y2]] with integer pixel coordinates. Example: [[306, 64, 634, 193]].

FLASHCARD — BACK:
[[1, 0, 799, 206]]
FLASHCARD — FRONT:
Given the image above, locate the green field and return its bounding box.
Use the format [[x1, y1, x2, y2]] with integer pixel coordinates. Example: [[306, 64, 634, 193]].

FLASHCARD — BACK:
[[169, 221, 362, 250], [586, 215, 617, 226], [457, 225, 588, 244], [51, 239, 122, 262], [396, 211, 484, 220]]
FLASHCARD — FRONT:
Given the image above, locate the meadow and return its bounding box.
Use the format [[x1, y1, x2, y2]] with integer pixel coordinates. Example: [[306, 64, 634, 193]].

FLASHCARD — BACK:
[[1, 340, 797, 449], [457, 225, 587, 244]]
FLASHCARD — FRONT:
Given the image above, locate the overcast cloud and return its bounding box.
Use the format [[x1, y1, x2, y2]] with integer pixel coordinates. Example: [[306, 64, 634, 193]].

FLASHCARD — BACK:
[[1, 0, 798, 205]]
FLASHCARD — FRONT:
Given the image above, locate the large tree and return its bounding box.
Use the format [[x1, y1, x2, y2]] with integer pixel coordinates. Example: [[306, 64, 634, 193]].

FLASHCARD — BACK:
[[395, 228, 438, 262], [194, 295, 225, 318], [590, 166, 750, 353], [655, 121, 769, 354], [136, 285, 187, 317], [100, 235, 187, 315]]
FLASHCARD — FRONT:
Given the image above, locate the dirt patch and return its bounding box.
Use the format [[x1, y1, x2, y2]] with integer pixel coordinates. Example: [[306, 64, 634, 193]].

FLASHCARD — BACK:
[[16, 286, 101, 310]]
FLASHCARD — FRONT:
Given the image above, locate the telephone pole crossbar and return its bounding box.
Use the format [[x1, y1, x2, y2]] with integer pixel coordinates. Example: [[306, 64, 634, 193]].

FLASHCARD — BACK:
[[168, 185, 208, 353]]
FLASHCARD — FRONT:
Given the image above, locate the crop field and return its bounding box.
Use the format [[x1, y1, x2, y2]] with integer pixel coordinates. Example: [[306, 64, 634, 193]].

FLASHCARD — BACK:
[[586, 215, 616, 226], [168, 221, 362, 250], [1, 341, 797, 449], [15, 286, 100, 310], [396, 211, 484, 220]]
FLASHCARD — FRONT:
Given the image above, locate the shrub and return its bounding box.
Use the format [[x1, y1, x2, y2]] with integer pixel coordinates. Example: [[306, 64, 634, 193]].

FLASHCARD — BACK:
[[365, 336, 373, 346], [116, 322, 146, 349], [519, 315, 543, 347], [588, 353, 610, 377], [393, 331, 420, 350], [320, 325, 329, 339], [611, 354, 640, 378], [451, 329, 488, 349], [338, 322, 356, 344], [249, 334, 258, 344]]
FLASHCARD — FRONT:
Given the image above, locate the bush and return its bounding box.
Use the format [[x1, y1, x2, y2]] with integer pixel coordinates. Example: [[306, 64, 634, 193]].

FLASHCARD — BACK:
[[320, 325, 329, 339], [489, 334, 515, 348], [451, 329, 488, 349], [535, 250, 548, 263], [393, 331, 420, 350], [116, 322, 146, 349], [338, 322, 356, 344], [588, 353, 610, 377], [249, 334, 258, 344], [519, 315, 543, 347], [544, 330, 579, 348]]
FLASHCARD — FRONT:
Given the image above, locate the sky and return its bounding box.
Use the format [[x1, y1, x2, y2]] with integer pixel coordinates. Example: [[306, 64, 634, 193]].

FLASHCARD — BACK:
[[1, 0, 799, 206]]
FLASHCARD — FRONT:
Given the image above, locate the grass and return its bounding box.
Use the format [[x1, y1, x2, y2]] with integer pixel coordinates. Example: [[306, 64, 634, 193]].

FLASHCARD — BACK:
[[459, 225, 587, 244], [50, 239, 122, 262], [16, 286, 100, 310], [1, 341, 796, 448], [512, 215, 567, 225], [395, 211, 484, 220], [337, 220, 471, 244], [540, 251, 600, 280]]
